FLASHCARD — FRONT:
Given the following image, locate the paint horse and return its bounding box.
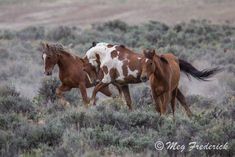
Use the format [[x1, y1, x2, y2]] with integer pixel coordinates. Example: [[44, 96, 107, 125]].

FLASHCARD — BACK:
[[85, 42, 194, 117], [85, 42, 143, 110], [140, 49, 221, 117], [41, 42, 114, 107]]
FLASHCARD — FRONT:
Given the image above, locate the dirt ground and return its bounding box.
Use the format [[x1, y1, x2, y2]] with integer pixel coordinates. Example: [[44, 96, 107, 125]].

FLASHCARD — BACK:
[[0, 0, 235, 29]]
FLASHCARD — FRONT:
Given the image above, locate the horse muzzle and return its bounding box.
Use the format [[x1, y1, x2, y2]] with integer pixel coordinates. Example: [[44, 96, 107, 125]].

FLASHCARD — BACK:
[[92, 80, 99, 86], [44, 71, 52, 76], [140, 76, 148, 82]]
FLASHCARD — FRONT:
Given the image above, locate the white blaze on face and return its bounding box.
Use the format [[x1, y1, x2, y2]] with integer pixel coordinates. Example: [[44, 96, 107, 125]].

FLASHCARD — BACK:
[[43, 53, 47, 66]]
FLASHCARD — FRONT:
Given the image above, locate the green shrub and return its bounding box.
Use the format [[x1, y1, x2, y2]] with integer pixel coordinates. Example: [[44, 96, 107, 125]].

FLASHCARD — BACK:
[[0, 85, 34, 114], [0, 20, 235, 157], [17, 26, 45, 40], [47, 26, 76, 41], [95, 20, 129, 32], [37, 78, 60, 103]]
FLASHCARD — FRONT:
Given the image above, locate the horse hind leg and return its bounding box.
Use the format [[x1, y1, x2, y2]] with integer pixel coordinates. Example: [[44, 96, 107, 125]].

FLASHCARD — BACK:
[[112, 83, 123, 99], [171, 88, 178, 121], [79, 83, 90, 108], [120, 85, 132, 110], [176, 89, 193, 118]]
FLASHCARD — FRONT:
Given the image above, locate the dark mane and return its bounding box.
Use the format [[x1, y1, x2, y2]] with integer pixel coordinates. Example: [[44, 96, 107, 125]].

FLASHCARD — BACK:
[[44, 42, 77, 59], [88, 41, 97, 50]]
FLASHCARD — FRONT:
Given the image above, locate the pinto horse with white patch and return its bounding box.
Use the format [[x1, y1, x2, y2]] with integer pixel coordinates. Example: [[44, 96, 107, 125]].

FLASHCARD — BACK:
[[140, 49, 221, 117], [85, 42, 144, 109], [40, 42, 114, 107]]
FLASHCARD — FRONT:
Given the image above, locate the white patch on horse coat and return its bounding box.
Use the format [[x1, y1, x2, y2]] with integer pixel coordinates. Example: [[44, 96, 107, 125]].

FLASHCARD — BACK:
[[145, 59, 149, 63], [102, 73, 112, 83], [86, 42, 125, 83], [127, 67, 138, 78], [138, 57, 141, 60]]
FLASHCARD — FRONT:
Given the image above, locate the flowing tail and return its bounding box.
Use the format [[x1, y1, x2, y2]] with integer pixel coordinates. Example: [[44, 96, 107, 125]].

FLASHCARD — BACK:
[[179, 59, 222, 81]]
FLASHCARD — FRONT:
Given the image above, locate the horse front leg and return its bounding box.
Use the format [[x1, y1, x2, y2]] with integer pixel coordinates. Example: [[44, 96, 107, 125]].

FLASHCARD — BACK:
[[79, 82, 90, 108], [91, 82, 109, 106], [161, 91, 171, 115], [56, 84, 71, 107], [99, 85, 112, 97], [151, 86, 162, 114]]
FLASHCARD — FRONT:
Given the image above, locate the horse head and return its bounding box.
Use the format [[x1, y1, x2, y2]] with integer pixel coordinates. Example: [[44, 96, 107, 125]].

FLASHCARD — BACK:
[[140, 49, 156, 82], [40, 42, 62, 76]]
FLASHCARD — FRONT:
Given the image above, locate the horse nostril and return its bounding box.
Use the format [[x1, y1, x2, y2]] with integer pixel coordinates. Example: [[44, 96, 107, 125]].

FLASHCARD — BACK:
[[141, 76, 147, 82], [44, 71, 52, 76]]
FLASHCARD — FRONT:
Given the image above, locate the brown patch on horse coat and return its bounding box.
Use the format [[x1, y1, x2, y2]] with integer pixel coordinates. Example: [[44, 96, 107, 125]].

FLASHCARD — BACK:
[[102, 66, 108, 74], [115, 45, 128, 60], [122, 60, 128, 77], [111, 50, 118, 59], [95, 53, 101, 67], [110, 68, 119, 80]]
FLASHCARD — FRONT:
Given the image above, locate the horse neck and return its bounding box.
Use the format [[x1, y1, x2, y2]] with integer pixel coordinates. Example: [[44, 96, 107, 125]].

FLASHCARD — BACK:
[[153, 56, 166, 80], [57, 51, 77, 71]]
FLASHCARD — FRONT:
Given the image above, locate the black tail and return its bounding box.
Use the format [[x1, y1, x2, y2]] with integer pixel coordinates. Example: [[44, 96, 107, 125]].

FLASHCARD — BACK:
[[179, 59, 222, 81]]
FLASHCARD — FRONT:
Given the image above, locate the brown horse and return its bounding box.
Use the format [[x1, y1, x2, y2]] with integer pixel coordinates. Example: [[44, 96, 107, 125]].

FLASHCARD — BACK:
[[84, 42, 195, 117], [140, 49, 221, 117], [40, 42, 114, 107]]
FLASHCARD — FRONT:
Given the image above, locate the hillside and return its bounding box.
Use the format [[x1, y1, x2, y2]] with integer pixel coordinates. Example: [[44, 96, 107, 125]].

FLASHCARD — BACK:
[[0, 20, 234, 157], [0, 0, 235, 29]]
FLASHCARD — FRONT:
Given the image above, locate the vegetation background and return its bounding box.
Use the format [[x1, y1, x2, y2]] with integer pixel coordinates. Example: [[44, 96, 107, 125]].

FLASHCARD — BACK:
[[0, 0, 234, 157]]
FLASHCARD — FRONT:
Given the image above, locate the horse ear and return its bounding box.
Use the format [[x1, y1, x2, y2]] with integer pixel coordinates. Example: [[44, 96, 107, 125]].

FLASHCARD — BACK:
[[45, 43, 50, 50], [160, 55, 168, 64], [143, 49, 155, 59], [150, 49, 156, 56], [40, 41, 46, 49]]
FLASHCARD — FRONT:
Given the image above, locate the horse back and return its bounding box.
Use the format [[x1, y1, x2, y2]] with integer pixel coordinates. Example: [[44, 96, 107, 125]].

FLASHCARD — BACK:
[[161, 53, 180, 89]]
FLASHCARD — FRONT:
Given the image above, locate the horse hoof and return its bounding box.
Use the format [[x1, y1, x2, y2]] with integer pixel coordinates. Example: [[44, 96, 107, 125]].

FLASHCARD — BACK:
[[187, 112, 193, 118], [65, 102, 70, 107], [59, 99, 70, 108]]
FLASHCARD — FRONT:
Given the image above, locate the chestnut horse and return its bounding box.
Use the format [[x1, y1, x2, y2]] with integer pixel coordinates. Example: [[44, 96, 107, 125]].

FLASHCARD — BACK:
[[85, 42, 194, 116], [40, 42, 114, 107], [140, 49, 221, 117]]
